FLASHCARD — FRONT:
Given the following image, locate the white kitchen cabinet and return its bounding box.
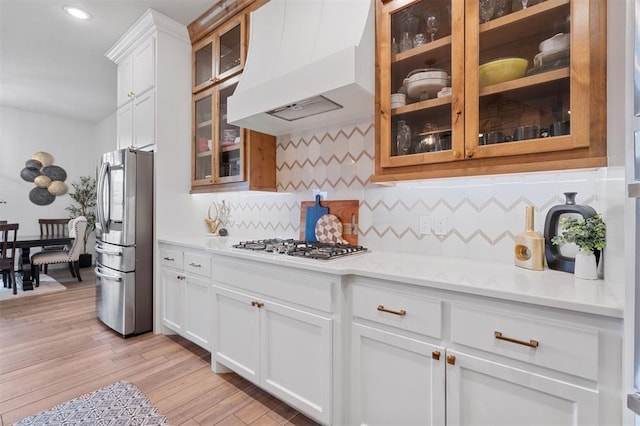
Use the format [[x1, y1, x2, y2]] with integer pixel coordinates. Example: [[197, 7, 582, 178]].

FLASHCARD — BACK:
[[347, 277, 621, 426], [351, 323, 445, 426], [445, 349, 598, 426], [159, 245, 211, 350], [116, 36, 155, 108], [349, 282, 446, 426], [107, 9, 190, 152], [160, 267, 184, 333], [211, 257, 335, 424]]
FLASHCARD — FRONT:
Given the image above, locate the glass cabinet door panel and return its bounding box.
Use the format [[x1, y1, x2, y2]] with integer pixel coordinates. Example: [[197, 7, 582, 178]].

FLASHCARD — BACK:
[[195, 43, 213, 88], [473, 0, 574, 156], [216, 80, 243, 183], [194, 92, 213, 183], [215, 16, 245, 82], [382, 0, 462, 167]]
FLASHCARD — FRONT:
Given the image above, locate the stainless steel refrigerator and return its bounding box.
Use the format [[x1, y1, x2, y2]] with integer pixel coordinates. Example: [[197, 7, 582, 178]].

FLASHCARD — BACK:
[[95, 148, 153, 336]]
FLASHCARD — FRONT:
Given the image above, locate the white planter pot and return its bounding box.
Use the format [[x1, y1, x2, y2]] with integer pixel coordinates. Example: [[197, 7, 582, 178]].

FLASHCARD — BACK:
[[574, 250, 598, 280]]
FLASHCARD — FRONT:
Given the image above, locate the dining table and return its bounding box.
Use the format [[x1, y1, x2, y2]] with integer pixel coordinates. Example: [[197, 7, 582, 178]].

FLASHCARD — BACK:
[[15, 234, 73, 291]]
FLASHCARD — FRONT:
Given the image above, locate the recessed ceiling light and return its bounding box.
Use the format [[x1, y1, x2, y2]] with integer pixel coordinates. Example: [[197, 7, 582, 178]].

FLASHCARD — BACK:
[[64, 6, 91, 20]]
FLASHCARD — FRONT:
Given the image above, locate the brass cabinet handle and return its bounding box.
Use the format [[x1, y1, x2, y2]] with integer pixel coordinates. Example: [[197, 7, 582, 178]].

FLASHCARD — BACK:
[[432, 351, 441, 361], [466, 149, 475, 158], [453, 150, 462, 159], [494, 331, 539, 348], [377, 304, 406, 316], [163, 257, 174, 261], [447, 354, 456, 365], [251, 301, 264, 308], [188, 262, 201, 267]]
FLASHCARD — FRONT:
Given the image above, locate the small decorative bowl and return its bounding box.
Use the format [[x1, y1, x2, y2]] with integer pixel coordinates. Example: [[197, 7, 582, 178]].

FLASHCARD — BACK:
[[479, 58, 528, 87]]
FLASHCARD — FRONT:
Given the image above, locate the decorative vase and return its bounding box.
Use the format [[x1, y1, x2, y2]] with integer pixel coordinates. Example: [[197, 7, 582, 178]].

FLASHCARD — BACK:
[[574, 249, 598, 280], [544, 192, 596, 273]]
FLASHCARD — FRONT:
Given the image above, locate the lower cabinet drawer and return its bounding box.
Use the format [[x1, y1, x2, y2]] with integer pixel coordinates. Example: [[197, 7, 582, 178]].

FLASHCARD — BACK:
[[184, 252, 211, 277], [160, 248, 183, 269], [352, 283, 442, 339], [450, 303, 599, 380]]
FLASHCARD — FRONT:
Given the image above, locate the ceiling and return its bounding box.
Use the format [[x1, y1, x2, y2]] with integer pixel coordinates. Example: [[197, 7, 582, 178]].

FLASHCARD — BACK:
[[0, 0, 215, 124]]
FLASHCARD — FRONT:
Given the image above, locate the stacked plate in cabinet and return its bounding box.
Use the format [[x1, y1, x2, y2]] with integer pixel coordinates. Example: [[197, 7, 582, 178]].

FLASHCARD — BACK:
[[527, 33, 570, 76]]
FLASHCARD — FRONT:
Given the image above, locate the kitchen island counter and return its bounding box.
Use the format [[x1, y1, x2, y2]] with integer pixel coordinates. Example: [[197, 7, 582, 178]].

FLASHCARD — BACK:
[[158, 237, 623, 318]]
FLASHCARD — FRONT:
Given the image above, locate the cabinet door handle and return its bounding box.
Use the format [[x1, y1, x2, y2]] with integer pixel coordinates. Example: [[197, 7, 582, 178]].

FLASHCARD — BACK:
[[189, 262, 201, 267], [432, 351, 441, 361], [494, 331, 539, 348], [251, 301, 264, 308], [453, 150, 462, 159], [176, 275, 186, 280], [465, 149, 475, 158], [163, 257, 174, 261], [377, 304, 406, 316], [447, 354, 456, 365]]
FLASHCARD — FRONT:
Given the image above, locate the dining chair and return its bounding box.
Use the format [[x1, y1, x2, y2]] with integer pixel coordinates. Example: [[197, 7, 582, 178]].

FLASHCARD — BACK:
[[0, 223, 19, 295], [31, 216, 87, 286], [39, 218, 71, 273]]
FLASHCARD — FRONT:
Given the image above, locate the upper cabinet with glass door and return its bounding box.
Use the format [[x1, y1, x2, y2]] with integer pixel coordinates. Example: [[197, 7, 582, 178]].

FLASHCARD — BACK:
[[192, 14, 246, 93], [373, 0, 606, 182]]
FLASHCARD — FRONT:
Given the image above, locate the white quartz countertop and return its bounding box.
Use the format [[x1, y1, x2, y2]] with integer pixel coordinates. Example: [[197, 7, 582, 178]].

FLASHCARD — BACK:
[[158, 237, 623, 319]]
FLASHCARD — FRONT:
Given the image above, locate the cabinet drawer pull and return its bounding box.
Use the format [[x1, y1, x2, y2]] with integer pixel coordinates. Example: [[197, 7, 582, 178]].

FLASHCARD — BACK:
[[447, 354, 456, 365], [163, 257, 174, 261], [432, 351, 441, 361], [251, 301, 264, 308], [188, 262, 201, 267], [494, 331, 539, 348], [377, 304, 406, 316]]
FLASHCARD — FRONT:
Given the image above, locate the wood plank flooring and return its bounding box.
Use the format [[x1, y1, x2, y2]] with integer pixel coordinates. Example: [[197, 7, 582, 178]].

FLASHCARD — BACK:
[[0, 268, 319, 425]]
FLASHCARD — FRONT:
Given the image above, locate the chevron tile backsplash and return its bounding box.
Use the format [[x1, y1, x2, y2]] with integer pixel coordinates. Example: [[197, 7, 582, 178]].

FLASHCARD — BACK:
[[191, 117, 624, 279]]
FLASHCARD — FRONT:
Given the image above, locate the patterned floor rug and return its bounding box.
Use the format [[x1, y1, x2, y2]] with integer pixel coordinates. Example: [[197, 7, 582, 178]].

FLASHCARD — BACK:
[[13, 381, 169, 425]]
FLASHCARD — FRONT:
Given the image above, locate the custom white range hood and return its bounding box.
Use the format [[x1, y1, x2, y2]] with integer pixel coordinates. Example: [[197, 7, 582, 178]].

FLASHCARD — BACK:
[[227, 0, 374, 136]]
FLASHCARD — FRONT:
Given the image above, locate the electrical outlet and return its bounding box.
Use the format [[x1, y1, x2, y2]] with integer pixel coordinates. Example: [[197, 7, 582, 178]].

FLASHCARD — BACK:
[[419, 215, 431, 235], [312, 189, 328, 200], [433, 215, 448, 236]]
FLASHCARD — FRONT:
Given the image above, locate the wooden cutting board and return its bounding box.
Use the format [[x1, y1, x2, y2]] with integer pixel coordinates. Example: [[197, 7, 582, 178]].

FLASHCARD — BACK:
[[300, 200, 359, 244]]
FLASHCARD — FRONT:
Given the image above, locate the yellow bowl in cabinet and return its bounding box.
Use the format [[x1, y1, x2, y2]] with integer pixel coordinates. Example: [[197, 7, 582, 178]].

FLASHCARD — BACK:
[[479, 58, 528, 87]]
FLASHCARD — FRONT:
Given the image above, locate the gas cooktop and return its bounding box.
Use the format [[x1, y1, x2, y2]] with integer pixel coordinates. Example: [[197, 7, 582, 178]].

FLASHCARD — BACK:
[[232, 239, 368, 260]]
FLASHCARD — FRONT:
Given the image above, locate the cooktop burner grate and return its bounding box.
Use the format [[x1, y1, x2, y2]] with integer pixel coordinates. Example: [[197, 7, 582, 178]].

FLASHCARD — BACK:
[[232, 239, 368, 260]]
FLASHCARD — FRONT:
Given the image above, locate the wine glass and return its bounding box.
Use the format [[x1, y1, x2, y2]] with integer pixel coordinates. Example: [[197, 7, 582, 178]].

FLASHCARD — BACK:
[[521, 0, 529, 9], [426, 15, 439, 42]]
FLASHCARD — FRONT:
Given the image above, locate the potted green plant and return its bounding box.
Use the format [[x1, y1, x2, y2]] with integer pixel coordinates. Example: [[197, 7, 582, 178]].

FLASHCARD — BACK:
[[66, 176, 97, 268], [551, 214, 606, 279]]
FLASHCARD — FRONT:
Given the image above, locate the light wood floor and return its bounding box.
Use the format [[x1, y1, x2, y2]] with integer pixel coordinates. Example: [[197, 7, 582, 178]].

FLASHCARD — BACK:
[[0, 268, 319, 425]]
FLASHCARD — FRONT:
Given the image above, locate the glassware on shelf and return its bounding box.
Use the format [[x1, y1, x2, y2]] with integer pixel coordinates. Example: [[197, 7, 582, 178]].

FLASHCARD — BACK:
[[479, 0, 496, 23], [391, 37, 399, 54], [426, 15, 439, 42], [400, 32, 413, 52], [413, 33, 426, 47], [396, 120, 412, 155], [520, 0, 529, 9], [494, 0, 508, 17]]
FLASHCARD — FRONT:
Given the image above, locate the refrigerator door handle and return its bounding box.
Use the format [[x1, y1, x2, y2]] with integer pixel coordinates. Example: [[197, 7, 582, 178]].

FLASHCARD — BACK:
[[97, 161, 111, 233], [95, 245, 123, 256], [95, 267, 122, 282]]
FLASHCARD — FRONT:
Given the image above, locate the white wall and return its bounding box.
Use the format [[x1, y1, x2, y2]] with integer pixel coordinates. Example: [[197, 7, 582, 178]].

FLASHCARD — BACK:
[[0, 106, 96, 235], [94, 112, 117, 163]]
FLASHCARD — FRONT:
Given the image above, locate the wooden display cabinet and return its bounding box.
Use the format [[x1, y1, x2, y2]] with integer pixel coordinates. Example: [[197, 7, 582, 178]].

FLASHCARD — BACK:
[[373, 0, 606, 182], [189, 0, 276, 193]]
